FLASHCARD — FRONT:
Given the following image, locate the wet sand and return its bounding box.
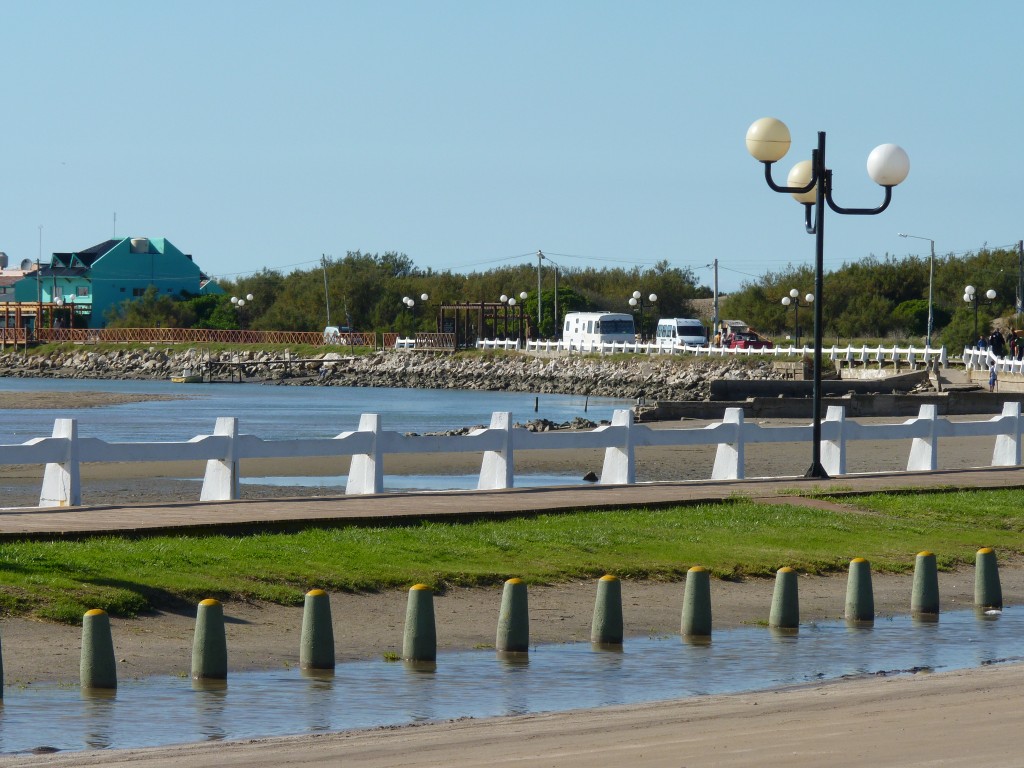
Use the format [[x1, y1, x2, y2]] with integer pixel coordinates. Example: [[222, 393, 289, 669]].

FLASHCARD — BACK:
[[2, 392, 1022, 766]]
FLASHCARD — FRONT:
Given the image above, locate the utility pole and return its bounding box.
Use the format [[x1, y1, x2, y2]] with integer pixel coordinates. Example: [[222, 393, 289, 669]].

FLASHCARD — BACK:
[[1017, 239, 1023, 319], [712, 258, 720, 340], [553, 264, 559, 338], [321, 254, 332, 327], [536, 250, 543, 333]]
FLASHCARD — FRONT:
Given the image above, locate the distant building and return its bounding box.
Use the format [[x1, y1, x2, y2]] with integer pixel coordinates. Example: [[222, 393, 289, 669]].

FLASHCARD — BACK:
[[12, 237, 223, 328]]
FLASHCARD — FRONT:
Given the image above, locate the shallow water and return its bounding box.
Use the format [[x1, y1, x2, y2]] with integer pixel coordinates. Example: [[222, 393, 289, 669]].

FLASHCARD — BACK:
[[0, 378, 630, 442], [1, 609, 1019, 755]]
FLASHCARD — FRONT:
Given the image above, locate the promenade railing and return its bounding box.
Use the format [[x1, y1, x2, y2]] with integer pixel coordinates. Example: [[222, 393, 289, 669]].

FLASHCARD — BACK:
[[5, 402, 1020, 508], [31, 327, 377, 347], [521, 340, 947, 367], [963, 347, 1024, 374]]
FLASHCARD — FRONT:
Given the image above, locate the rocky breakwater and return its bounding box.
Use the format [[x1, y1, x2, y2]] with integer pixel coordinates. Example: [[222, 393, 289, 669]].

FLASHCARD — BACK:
[[316, 352, 785, 401], [0, 347, 788, 401]]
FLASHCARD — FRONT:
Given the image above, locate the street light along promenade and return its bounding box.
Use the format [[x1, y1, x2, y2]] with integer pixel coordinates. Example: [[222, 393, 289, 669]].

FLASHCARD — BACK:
[[780, 289, 813, 347], [746, 117, 909, 479]]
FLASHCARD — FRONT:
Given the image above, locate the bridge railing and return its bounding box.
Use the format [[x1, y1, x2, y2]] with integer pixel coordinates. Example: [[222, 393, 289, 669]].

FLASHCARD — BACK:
[[5, 402, 1020, 509]]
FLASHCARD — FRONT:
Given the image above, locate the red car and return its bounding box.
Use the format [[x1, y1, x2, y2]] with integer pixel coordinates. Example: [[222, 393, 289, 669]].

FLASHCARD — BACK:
[[727, 332, 774, 350]]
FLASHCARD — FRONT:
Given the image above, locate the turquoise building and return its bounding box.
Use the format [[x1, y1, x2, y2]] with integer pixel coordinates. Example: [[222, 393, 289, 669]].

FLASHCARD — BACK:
[[14, 237, 223, 328]]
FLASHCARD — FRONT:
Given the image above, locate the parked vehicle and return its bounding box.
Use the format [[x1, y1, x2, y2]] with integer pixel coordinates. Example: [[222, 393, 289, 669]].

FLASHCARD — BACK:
[[727, 331, 774, 350], [323, 325, 352, 344], [562, 312, 636, 348], [655, 318, 708, 346]]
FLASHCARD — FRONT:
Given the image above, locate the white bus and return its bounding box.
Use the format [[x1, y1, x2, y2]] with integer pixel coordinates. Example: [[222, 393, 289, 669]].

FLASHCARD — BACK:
[[562, 312, 636, 349]]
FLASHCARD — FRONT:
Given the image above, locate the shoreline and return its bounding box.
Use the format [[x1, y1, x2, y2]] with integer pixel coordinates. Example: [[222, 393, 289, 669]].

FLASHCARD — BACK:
[[1, 570, 1022, 766], [1, 564, 1018, 687]]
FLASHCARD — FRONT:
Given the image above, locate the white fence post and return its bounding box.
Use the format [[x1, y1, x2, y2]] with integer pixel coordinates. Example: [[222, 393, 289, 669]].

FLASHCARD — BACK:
[[992, 401, 1022, 466], [712, 408, 745, 480], [907, 404, 939, 471], [346, 413, 384, 495], [200, 417, 240, 501], [599, 409, 635, 485], [821, 405, 847, 476], [39, 418, 81, 507], [477, 411, 514, 490]]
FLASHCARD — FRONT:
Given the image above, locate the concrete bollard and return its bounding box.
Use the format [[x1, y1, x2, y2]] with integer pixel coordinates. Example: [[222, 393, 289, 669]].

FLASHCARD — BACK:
[[680, 566, 712, 637], [496, 578, 530, 653], [191, 598, 228, 680], [769, 567, 799, 629], [0, 625, 4, 697], [80, 609, 117, 690], [591, 574, 624, 646], [403, 584, 437, 662], [975, 547, 1003, 611], [911, 551, 940, 618], [845, 557, 875, 624], [300, 589, 336, 670]]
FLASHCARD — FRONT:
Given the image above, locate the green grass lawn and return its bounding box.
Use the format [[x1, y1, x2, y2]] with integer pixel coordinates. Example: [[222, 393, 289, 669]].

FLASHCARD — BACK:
[[2, 488, 1022, 623]]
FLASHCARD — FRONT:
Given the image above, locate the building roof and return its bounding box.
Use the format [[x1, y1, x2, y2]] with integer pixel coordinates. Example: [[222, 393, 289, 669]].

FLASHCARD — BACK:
[[51, 239, 120, 269]]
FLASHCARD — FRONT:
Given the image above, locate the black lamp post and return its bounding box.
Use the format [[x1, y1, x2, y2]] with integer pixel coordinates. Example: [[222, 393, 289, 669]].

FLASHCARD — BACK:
[[781, 289, 814, 347], [746, 118, 910, 478], [628, 291, 657, 341], [963, 285, 996, 342]]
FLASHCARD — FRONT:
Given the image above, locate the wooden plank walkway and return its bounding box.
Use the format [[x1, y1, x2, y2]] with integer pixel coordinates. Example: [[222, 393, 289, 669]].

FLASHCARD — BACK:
[[2, 466, 1022, 540]]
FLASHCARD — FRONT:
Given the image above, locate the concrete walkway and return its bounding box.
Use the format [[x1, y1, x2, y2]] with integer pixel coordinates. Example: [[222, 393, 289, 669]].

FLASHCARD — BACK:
[[2, 466, 1021, 540]]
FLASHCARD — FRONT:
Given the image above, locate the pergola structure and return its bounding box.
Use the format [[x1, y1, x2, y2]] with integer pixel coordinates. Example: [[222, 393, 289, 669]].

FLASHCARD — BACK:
[[437, 302, 532, 348]]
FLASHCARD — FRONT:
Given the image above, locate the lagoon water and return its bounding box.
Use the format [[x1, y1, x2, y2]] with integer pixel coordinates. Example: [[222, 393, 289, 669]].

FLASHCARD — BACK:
[[0, 378, 632, 443], [0, 610, 1019, 754]]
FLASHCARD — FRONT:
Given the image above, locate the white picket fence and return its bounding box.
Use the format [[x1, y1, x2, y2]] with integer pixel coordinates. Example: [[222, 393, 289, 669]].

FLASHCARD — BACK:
[[4, 402, 1020, 509]]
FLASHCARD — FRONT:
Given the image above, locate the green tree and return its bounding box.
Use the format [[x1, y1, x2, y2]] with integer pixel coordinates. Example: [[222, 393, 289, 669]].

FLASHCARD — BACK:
[[105, 286, 196, 328]]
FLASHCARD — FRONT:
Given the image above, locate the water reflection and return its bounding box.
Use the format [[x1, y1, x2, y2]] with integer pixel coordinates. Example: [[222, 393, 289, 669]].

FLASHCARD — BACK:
[[0, 609, 1021, 756], [80, 689, 116, 750], [192, 682, 228, 742]]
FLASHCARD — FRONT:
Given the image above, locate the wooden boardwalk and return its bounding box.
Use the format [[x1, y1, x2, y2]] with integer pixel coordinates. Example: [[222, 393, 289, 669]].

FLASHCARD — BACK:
[[2, 466, 1022, 540]]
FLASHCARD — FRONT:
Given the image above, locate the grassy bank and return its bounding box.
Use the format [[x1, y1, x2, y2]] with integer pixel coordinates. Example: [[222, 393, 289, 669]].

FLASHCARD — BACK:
[[1, 488, 1022, 623]]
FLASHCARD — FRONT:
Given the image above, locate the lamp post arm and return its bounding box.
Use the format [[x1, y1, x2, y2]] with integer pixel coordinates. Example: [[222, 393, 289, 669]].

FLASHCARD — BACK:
[[824, 177, 894, 216], [761, 157, 818, 195], [803, 203, 815, 235]]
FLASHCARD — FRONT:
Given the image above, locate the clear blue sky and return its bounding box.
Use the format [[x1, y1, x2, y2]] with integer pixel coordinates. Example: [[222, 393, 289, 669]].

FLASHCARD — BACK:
[[2, 1, 1021, 295]]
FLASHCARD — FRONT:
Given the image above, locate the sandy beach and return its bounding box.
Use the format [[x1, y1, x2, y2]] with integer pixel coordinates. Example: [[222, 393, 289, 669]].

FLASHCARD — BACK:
[[3, 390, 1024, 765], [2, 568, 1023, 766]]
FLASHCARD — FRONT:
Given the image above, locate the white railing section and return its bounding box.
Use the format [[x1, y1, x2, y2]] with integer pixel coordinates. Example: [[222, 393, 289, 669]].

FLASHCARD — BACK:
[[963, 347, 1024, 373], [521, 340, 947, 366], [2, 402, 1020, 509], [476, 339, 522, 351]]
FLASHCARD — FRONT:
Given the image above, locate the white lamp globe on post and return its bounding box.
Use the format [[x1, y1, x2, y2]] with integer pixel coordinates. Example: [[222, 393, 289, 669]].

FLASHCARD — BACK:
[[746, 116, 908, 479]]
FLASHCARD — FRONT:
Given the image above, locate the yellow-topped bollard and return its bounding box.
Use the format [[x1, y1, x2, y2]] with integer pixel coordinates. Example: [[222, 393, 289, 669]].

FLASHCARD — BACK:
[[845, 557, 875, 625], [681, 566, 712, 638], [974, 547, 1003, 611], [591, 574, 623, 646], [300, 589, 336, 670], [911, 551, 940, 618], [191, 598, 228, 680], [403, 584, 437, 662], [496, 578, 530, 654], [80, 608, 117, 690], [769, 567, 799, 630]]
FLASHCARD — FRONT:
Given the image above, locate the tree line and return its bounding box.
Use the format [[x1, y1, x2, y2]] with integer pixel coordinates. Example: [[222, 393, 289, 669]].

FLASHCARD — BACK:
[[105, 244, 1022, 350], [721, 244, 1022, 351]]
